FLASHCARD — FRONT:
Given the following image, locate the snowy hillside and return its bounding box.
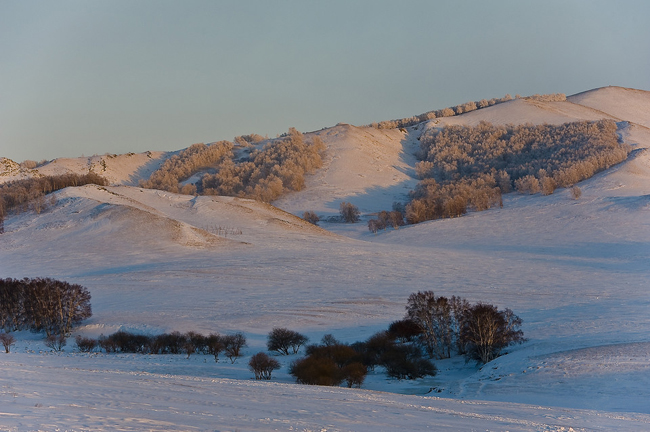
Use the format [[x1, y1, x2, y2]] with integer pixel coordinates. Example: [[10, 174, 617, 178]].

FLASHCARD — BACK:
[[0, 151, 167, 185], [1, 86, 649, 431]]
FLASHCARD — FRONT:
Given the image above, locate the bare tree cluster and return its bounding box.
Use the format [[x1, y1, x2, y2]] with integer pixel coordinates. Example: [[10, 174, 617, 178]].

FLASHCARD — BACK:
[[0, 278, 92, 337], [201, 128, 326, 202], [404, 120, 628, 223], [140, 141, 233, 194], [367, 209, 405, 233], [405, 291, 525, 363]]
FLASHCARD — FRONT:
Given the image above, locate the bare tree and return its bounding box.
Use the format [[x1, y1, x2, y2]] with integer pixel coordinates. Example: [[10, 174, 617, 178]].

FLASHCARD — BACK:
[[249, 352, 281, 380], [206, 333, 223, 362], [267, 328, 309, 355], [222, 333, 247, 363], [405, 291, 454, 359], [0, 332, 15, 353], [460, 303, 525, 363]]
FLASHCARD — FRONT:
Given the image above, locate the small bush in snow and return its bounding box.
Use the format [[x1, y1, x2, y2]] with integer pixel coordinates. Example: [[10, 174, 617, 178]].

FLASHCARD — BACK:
[[571, 185, 582, 200], [302, 210, 320, 225], [75, 335, 98, 353], [45, 334, 67, 352], [249, 352, 281, 380]]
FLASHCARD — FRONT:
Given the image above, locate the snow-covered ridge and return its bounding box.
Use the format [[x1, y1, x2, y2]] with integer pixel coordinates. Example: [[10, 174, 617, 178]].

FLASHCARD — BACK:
[[1, 86, 649, 430]]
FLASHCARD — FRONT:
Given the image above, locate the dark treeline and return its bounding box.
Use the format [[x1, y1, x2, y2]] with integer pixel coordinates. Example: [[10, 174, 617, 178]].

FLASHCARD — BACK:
[[403, 119, 629, 224], [140, 128, 326, 203], [76, 330, 247, 363], [0, 172, 109, 232], [0, 278, 92, 337]]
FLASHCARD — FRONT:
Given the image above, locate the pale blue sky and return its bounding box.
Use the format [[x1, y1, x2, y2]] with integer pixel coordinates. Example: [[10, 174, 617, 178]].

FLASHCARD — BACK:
[[2, 0, 649, 162]]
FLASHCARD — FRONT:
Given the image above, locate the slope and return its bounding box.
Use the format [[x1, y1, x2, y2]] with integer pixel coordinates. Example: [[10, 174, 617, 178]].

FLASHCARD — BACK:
[[1, 87, 649, 429], [274, 87, 650, 217]]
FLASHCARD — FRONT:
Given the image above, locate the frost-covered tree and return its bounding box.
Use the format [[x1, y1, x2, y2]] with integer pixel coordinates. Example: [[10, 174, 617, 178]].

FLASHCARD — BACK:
[[339, 202, 360, 223]]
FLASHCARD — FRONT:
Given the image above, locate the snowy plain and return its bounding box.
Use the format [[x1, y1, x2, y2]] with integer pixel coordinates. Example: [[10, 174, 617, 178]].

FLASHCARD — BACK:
[[1, 87, 649, 431]]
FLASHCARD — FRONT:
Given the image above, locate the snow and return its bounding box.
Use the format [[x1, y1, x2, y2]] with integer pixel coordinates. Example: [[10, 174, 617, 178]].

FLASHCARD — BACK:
[[1, 86, 649, 430], [0, 151, 167, 185]]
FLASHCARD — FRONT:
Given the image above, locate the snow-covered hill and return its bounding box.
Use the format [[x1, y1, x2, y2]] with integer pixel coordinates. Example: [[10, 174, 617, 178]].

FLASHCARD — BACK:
[[0, 151, 167, 185], [1, 86, 649, 431]]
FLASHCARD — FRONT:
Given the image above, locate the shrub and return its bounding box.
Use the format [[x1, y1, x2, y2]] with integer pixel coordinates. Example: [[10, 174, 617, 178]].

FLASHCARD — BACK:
[[342, 362, 367, 388], [150, 331, 186, 354], [98, 334, 117, 353], [75, 335, 98, 353], [571, 186, 582, 200], [291, 339, 367, 387], [352, 331, 436, 380], [353, 331, 394, 371], [302, 210, 320, 225], [106, 330, 152, 354], [387, 319, 422, 343], [339, 202, 360, 223], [515, 175, 541, 194], [381, 344, 437, 380], [267, 328, 309, 355], [290, 356, 343, 386], [0, 332, 15, 353], [45, 334, 67, 352], [249, 352, 281, 380]]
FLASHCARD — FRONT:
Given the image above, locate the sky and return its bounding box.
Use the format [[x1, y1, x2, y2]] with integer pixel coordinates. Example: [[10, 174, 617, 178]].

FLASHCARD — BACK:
[[1, 0, 649, 163]]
